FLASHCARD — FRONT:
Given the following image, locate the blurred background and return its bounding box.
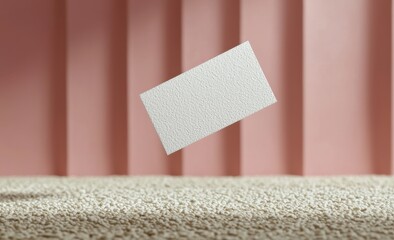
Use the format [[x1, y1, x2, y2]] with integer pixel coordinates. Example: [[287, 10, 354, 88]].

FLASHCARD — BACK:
[[0, 0, 392, 176]]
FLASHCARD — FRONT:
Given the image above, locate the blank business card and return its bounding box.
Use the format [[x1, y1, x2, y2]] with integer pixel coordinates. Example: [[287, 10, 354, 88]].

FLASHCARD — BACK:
[[140, 41, 277, 155]]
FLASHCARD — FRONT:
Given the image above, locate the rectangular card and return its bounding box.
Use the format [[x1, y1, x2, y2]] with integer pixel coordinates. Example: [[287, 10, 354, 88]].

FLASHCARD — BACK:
[[140, 41, 277, 155]]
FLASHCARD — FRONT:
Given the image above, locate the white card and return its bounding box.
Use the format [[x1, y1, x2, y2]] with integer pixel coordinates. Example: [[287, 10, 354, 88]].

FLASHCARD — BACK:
[[140, 41, 277, 155]]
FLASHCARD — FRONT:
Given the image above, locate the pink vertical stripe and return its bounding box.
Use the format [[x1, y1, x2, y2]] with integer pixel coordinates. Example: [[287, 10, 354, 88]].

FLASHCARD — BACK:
[[367, 0, 391, 175], [303, 0, 391, 175], [181, 0, 240, 176], [66, 0, 127, 175], [392, 0, 394, 175], [127, 0, 182, 175], [0, 0, 66, 175], [240, 0, 303, 175]]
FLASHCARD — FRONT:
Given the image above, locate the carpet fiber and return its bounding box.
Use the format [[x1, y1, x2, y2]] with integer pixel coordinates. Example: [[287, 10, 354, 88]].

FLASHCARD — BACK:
[[0, 176, 393, 239]]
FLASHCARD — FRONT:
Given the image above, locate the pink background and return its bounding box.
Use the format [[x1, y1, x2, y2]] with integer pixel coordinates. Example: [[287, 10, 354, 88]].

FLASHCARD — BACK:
[[0, 0, 392, 176]]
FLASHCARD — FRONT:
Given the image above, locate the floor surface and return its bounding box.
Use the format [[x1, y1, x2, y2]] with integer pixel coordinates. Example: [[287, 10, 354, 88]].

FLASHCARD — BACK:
[[0, 176, 393, 239]]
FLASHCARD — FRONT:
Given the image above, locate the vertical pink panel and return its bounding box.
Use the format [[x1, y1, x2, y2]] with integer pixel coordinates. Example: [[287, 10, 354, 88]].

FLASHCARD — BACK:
[[368, 0, 391, 175], [67, 0, 128, 175], [181, 0, 240, 176], [0, 0, 66, 175], [304, 0, 391, 175], [240, 0, 303, 175], [127, 0, 182, 175], [392, 0, 394, 175]]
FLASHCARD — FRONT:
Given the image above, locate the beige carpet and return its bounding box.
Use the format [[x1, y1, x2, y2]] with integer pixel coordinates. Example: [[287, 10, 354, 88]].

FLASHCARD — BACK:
[[0, 176, 393, 239]]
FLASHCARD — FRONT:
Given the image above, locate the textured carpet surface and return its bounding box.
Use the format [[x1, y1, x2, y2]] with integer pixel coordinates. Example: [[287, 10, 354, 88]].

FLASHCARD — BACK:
[[0, 176, 394, 239]]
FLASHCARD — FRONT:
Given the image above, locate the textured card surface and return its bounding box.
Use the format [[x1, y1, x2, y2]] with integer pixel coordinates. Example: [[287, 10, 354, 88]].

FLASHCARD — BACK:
[[140, 41, 277, 155]]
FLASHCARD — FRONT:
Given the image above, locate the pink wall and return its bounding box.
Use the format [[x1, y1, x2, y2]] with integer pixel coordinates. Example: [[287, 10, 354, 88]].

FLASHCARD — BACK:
[[0, 0, 392, 176]]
